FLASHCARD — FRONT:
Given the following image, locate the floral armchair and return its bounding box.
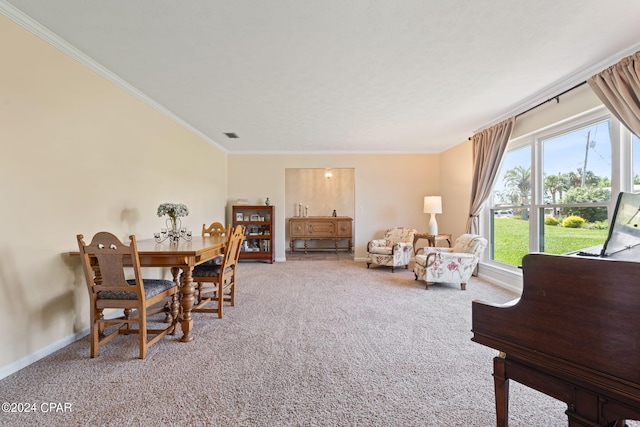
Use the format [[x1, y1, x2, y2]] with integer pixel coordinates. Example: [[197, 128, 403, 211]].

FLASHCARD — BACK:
[[366, 227, 417, 272], [413, 234, 487, 290]]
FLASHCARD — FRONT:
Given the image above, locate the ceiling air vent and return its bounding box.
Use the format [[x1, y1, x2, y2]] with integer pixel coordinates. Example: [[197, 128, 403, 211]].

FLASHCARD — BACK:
[[224, 132, 239, 138]]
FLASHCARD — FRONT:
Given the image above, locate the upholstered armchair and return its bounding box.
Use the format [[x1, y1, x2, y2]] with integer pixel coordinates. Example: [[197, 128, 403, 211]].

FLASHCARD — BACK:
[[413, 234, 487, 290], [366, 227, 417, 272]]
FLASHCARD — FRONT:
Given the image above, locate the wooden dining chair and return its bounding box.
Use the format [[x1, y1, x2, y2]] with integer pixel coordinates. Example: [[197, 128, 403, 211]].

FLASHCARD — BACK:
[[193, 222, 230, 308], [202, 221, 228, 237], [198, 221, 229, 267], [191, 224, 245, 318], [77, 232, 179, 359]]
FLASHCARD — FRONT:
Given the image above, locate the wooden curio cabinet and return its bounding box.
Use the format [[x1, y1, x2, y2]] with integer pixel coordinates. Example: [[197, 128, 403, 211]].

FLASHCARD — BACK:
[[232, 205, 274, 263]]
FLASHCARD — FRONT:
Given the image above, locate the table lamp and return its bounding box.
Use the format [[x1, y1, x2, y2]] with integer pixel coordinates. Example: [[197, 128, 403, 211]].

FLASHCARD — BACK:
[[424, 196, 442, 235]]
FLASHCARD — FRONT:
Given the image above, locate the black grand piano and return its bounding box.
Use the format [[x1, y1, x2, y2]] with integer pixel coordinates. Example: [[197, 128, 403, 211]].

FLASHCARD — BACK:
[[472, 192, 640, 426]]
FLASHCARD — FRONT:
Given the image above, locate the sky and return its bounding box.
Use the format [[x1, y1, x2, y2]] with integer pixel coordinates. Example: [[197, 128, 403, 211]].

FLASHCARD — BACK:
[[542, 121, 612, 178], [494, 120, 640, 202]]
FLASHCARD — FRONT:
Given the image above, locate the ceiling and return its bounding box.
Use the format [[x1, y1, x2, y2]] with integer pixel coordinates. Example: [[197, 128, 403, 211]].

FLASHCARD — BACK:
[[3, 1, 640, 154]]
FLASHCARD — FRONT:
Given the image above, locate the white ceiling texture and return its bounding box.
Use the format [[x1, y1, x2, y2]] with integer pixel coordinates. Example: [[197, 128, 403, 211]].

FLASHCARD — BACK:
[[3, 0, 640, 153]]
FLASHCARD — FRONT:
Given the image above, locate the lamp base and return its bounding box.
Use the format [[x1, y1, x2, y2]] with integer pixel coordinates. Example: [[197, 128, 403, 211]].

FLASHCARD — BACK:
[[428, 214, 438, 236]]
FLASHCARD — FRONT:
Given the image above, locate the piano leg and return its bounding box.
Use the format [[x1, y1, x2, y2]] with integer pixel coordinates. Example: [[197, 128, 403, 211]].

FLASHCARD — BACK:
[[493, 356, 509, 427], [565, 412, 626, 427]]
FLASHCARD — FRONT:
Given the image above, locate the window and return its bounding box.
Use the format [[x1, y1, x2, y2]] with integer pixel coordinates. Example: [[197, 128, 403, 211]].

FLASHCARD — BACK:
[[487, 108, 633, 268], [539, 120, 611, 255], [491, 145, 530, 266], [634, 134, 640, 190]]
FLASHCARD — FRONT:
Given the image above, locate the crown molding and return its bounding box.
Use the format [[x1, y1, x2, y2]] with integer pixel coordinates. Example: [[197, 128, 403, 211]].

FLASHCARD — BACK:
[[475, 40, 640, 134], [0, 1, 228, 153]]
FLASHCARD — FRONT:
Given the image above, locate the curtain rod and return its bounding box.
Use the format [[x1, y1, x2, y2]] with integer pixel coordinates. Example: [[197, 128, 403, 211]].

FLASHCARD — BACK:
[[469, 80, 588, 140], [515, 80, 587, 118]]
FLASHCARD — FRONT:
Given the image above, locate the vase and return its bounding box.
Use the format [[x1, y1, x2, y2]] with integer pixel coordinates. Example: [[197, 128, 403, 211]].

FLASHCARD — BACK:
[[166, 216, 181, 242]]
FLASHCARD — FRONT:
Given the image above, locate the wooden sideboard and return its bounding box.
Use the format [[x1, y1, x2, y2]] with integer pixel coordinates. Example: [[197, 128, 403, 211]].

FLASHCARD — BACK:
[[289, 216, 353, 253]]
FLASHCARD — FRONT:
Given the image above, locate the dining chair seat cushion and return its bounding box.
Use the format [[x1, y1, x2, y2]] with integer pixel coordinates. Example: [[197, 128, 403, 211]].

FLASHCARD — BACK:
[[191, 264, 233, 277], [97, 279, 176, 300], [199, 255, 224, 267]]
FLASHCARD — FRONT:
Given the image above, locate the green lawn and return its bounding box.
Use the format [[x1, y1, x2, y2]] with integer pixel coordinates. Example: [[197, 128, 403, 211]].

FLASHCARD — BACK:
[[493, 217, 608, 266]]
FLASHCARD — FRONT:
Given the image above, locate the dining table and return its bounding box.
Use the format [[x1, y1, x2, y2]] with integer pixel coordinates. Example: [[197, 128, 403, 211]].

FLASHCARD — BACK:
[[71, 235, 227, 343]]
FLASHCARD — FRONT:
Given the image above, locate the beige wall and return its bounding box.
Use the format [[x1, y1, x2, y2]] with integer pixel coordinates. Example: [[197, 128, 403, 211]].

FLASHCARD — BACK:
[[285, 168, 355, 250], [228, 153, 475, 261], [0, 15, 227, 370], [439, 139, 474, 240], [285, 168, 356, 219]]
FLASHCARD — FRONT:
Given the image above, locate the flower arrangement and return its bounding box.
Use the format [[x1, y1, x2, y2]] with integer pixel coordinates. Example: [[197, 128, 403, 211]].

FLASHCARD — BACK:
[[155, 203, 191, 243], [157, 202, 189, 219]]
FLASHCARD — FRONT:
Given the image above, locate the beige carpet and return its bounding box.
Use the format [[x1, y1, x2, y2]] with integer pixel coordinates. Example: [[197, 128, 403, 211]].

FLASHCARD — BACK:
[[0, 260, 622, 426], [285, 250, 354, 261]]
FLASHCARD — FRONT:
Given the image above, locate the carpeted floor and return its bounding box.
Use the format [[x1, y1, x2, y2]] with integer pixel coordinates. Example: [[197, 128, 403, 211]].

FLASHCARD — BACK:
[[1, 260, 632, 426], [285, 250, 354, 261]]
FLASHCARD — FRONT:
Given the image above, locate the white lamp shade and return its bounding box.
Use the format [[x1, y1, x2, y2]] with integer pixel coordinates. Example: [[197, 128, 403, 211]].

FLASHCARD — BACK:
[[424, 196, 442, 235], [423, 196, 442, 214]]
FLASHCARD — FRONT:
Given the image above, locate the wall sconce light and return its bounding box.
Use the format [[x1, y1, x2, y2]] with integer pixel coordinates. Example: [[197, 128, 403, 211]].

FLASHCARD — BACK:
[[423, 196, 442, 235], [325, 169, 333, 179]]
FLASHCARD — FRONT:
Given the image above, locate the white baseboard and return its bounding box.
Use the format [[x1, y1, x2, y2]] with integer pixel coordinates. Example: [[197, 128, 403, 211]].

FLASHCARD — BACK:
[[0, 309, 131, 380], [0, 327, 89, 380], [477, 262, 523, 295]]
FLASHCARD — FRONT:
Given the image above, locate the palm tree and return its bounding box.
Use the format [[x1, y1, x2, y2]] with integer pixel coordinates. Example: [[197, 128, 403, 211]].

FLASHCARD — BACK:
[[545, 173, 569, 205], [582, 169, 600, 187], [566, 170, 582, 187], [566, 168, 600, 188], [504, 166, 531, 205]]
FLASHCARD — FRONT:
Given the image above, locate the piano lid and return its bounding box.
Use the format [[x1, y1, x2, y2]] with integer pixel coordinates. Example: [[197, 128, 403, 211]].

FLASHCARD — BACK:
[[600, 191, 640, 261]]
